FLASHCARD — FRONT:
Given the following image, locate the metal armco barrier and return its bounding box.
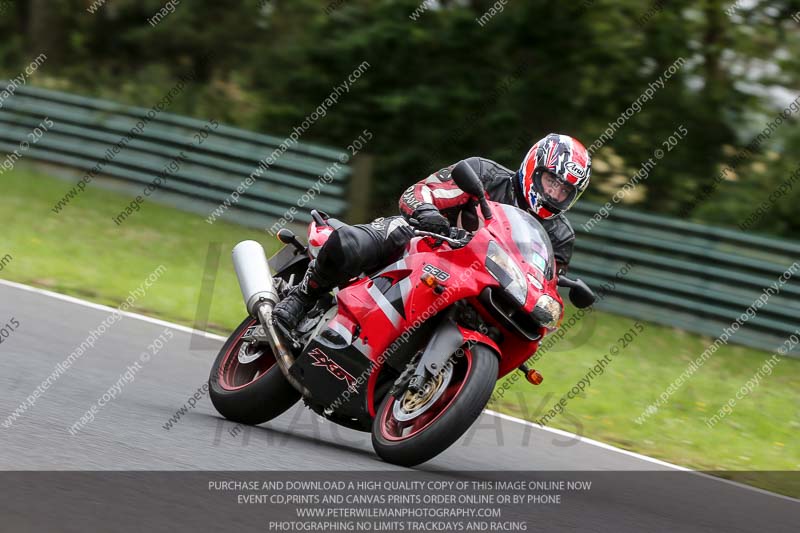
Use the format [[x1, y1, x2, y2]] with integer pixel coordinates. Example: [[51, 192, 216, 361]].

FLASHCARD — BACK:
[[568, 203, 800, 356], [1, 84, 797, 355], [0, 83, 356, 229]]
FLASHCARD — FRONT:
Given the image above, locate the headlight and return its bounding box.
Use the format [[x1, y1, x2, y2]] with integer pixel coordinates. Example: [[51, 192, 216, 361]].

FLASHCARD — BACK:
[[485, 241, 527, 306], [533, 294, 562, 329]]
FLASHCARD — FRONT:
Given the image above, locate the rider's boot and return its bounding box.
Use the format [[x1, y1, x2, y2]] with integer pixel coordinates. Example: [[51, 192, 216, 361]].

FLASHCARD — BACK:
[[273, 261, 332, 332]]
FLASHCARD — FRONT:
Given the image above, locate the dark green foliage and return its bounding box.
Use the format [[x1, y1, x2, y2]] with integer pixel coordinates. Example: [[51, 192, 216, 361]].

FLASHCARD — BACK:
[[1, 0, 798, 236]]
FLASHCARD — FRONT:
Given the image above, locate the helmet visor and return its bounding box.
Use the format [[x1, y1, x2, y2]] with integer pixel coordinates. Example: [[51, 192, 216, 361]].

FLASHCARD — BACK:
[[535, 169, 577, 211]]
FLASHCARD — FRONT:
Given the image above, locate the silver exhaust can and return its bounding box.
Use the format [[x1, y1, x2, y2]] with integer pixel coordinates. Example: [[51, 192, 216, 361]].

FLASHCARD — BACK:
[[231, 240, 310, 397], [232, 240, 278, 315]]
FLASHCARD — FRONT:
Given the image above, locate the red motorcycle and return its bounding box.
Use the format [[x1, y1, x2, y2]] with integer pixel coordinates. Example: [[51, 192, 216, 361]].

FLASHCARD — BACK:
[[209, 162, 595, 466]]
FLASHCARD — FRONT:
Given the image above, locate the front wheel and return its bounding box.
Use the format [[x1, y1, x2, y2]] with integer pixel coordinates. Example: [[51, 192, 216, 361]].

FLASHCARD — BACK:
[[209, 316, 301, 425], [371, 344, 498, 467]]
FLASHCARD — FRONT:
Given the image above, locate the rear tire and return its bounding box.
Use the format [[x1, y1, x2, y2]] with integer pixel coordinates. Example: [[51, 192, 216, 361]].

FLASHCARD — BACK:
[[371, 344, 498, 467], [209, 316, 301, 425]]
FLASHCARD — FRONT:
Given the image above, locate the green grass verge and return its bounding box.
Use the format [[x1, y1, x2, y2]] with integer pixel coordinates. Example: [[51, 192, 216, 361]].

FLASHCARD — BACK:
[[1, 165, 275, 333], [488, 308, 799, 494], [2, 165, 798, 495]]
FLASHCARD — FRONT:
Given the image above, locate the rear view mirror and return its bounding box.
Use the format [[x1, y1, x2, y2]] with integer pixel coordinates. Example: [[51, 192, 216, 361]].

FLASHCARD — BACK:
[[557, 276, 596, 309], [451, 160, 485, 198], [451, 160, 493, 220]]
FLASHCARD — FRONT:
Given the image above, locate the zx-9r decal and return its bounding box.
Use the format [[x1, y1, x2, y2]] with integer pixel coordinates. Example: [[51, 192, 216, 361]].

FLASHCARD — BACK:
[[307, 347, 357, 392]]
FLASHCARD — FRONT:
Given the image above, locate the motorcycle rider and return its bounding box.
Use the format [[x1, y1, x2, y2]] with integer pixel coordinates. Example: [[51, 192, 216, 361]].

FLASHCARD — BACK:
[[273, 133, 591, 332]]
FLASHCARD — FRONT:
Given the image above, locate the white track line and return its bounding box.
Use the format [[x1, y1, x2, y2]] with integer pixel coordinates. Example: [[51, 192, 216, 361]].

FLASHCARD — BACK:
[[0, 278, 226, 341], [3, 278, 799, 503], [484, 409, 689, 470]]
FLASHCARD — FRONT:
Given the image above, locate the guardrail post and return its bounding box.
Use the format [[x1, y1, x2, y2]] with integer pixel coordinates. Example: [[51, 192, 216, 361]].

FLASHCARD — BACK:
[[346, 154, 373, 224]]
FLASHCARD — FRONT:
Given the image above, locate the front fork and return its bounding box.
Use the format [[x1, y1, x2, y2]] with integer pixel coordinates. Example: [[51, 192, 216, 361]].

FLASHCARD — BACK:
[[391, 307, 502, 398]]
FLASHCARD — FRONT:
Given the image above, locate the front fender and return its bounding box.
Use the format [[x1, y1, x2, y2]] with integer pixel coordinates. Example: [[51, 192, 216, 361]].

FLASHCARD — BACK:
[[412, 317, 502, 385], [457, 325, 501, 359]]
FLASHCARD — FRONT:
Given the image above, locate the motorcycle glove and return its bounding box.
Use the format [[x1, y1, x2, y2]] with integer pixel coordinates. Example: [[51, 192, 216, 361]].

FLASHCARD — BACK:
[[412, 204, 451, 236]]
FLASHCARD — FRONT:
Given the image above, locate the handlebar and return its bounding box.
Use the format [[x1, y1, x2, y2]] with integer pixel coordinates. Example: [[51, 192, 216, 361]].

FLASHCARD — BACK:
[[407, 215, 474, 248], [413, 228, 471, 248]]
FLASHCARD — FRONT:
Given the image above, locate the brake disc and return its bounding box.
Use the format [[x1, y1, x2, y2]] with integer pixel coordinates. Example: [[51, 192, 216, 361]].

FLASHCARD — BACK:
[[392, 364, 454, 422], [238, 325, 269, 363], [237, 342, 266, 364]]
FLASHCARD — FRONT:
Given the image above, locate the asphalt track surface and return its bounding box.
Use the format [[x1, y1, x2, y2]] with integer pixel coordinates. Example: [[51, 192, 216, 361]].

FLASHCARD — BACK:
[[0, 280, 797, 532]]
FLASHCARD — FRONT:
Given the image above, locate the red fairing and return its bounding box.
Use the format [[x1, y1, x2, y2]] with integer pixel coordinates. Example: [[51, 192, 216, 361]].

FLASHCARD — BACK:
[[320, 201, 562, 416]]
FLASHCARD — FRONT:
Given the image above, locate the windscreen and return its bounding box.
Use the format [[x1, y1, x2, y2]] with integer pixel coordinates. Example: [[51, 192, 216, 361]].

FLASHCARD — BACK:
[[497, 204, 555, 279]]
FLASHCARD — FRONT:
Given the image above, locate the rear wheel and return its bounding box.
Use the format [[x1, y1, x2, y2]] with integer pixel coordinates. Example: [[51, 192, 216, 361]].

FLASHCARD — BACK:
[[209, 316, 301, 425], [371, 344, 498, 467]]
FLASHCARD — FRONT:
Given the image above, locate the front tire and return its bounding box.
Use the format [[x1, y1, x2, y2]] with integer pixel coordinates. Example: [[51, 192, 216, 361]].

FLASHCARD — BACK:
[[209, 316, 301, 425], [371, 344, 498, 467]]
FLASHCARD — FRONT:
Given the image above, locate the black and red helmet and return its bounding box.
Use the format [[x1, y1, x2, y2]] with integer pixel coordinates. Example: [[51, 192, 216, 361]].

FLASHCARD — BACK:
[[517, 133, 591, 219]]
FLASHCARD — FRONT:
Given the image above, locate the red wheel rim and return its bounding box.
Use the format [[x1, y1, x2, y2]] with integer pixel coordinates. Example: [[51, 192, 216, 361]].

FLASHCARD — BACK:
[[218, 317, 278, 391], [379, 348, 473, 442]]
